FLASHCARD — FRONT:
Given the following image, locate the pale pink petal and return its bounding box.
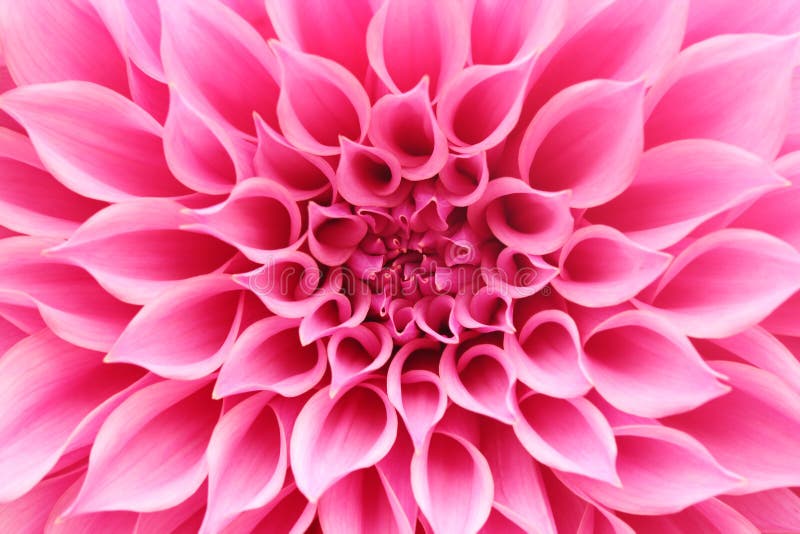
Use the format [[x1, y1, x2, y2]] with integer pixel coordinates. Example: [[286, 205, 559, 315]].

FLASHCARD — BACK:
[[159, 0, 280, 133], [273, 42, 370, 156], [519, 80, 644, 208], [411, 432, 494, 534], [221, 484, 316, 534], [437, 54, 536, 154], [684, 0, 800, 46], [553, 225, 670, 307], [336, 139, 410, 208], [290, 384, 398, 501], [126, 62, 168, 123], [620, 499, 759, 533], [721, 489, 800, 533], [369, 79, 449, 180], [318, 468, 413, 534], [328, 322, 393, 395], [201, 393, 286, 533], [636, 229, 800, 338], [308, 202, 368, 266], [645, 33, 799, 159], [46, 200, 236, 304], [586, 139, 789, 250], [0, 81, 189, 201], [562, 424, 742, 514], [583, 310, 729, 417], [64, 378, 220, 515], [504, 309, 591, 398], [663, 361, 800, 492], [366, 0, 469, 98]]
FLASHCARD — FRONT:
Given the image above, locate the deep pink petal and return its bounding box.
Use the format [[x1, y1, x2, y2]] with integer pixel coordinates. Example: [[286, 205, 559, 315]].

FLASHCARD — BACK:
[[328, 322, 393, 395], [721, 489, 800, 533]]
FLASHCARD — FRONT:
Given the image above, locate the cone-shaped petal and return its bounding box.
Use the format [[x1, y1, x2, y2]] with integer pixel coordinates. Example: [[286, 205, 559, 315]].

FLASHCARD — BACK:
[[328, 322, 393, 395], [308, 202, 368, 266], [436, 152, 489, 207], [413, 295, 461, 344], [336, 140, 409, 208]]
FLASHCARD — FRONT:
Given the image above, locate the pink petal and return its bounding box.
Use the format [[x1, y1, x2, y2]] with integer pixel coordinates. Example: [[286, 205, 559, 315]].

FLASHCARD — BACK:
[[636, 229, 800, 338], [366, 0, 469, 98], [265, 0, 374, 79], [202, 393, 287, 533], [377, 427, 418, 529], [519, 80, 644, 208], [645, 33, 799, 159], [620, 499, 759, 533], [0, 0, 128, 92], [135, 483, 207, 534], [44, 474, 139, 534], [554, 225, 670, 307], [298, 279, 371, 345], [159, 0, 280, 134], [253, 117, 334, 201], [46, 200, 236, 304], [721, 489, 800, 533], [583, 310, 729, 417], [219, 0, 277, 41], [221, 484, 316, 534], [514, 393, 619, 484], [413, 295, 461, 344], [0, 315, 25, 356], [0, 82, 189, 201], [576, 505, 635, 534], [215, 316, 326, 398], [453, 287, 514, 334], [318, 468, 413, 534], [0, 330, 140, 501], [436, 152, 490, 207], [64, 378, 220, 515], [0, 469, 81, 534], [273, 42, 370, 156], [235, 251, 323, 318], [684, 0, 800, 46], [105, 275, 244, 380], [308, 202, 368, 266], [504, 310, 592, 398], [477, 507, 528, 534], [290, 384, 398, 500], [437, 54, 536, 154], [663, 361, 800, 493], [562, 424, 742, 514], [328, 322, 393, 395], [586, 139, 789, 250], [411, 432, 494, 534], [369, 78, 449, 180], [336, 139, 410, 208]]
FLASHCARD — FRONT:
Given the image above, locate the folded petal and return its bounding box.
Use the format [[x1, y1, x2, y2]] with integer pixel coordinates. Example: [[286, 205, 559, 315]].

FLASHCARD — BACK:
[[135, 483, 207, 534], [0, 315, 25, 356], [413, 295, 461, 344], [318, 468, 413, 534], [514, 393, 618, 484], [645, 33, 799, 159], [411, 432, 493, 534], [298, 280, 371, 345], [519, 80, 644, 208], [336, 139, 410, 208], [684, 0, 800, 46], [328, 322, 393, 395], [290, 384, 398, 500], [436, 152, 489, 207], [504, 310, 592, 398], [308, 202, 368, 266], [235, 251, 323, 318], [0, 81, 189, 201], [637, 229, 800, 337], [583, 310, 729, 417], [220, 484, 316, 534], [0, 469, 81, 533], [272, 42, 370, 156], [65, 378, 220, 515], [553, 225, 671, 307], [562, 424, 742, 514], [663, 361, 800, 493], [159, 0, 280, 133], [202, 393, 287, 533], [586, 140, 788, 250], [45, 474, 139, 534], [0, 0, 128, 92]]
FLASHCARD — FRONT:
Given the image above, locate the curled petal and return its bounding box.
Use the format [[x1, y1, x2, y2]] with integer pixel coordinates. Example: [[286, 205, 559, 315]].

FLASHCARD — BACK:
[[273, 42, 370, 156], [44, 474, 139, 534], [46, 199, 236, 305], [485, 247, 558, 299], [454, 287, 514, 334], [0, 82, 189, 202], [369, 79, 449, 180], [235, 251, 323, 318], [290, 384, 398, 501], [65, 379, 221, 515], [436, 152, 489, 207], [220, 484, 316, 534], [586, 139, 789, 250], [215, 317, 326, 398], [366, 0, 469, 98], [411, 432, 494, 534], [159, 0, 280, 133], [414, 295, 461, 344], [336, 139, 410, 208], [583, 310, 729, 417], [562, 425, 742, 515], [684, 0, 800, 46], [645, 33, 799, 159], [514, 393, 619, 484], [328, 322, 393, 395], [202, 393, 287, 533], [298, 279, 371, 345], [0, 469, 81, 533], [552, 225, 671, 307], [636, 229, 800, 338], [519, 80, 644, 208], [387, 298, 419, 343], [106, 275, 244, 380], [308, 202, 368, 266]]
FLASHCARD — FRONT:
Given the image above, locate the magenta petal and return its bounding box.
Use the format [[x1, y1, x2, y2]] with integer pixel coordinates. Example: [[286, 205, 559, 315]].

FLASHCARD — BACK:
[[684, 0, 800, 46], [721, 489, 800, 533], [620, 499, 759, 534], [436, 152, 490, 207], [336, 139, 409, 208], [0, 469, 81, 534], [328, 322, 393, 395], [220, 484, 316, 534], [135, 483, 207, 534], [308, 202, 368, 266], [44, 474, 139, 534]]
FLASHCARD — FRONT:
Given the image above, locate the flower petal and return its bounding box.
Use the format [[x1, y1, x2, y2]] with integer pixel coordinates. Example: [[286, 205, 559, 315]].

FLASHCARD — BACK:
[[328, 322, 393, 395], [336, 139, 410, 208], [684, 0, 800, 46], [308, 202, 368, 266], [619, 499, 759, 534], [721, 489, 800, 533], [220, 484, 316, 534]]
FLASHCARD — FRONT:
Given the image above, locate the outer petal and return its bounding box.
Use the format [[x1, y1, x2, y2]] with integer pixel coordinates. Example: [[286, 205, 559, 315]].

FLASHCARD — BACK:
[[220, 484, 316, 534], [290, 384, 398, 501], [636, 229, 800, 338], [583, 310, 729, 417], [620, 499, 758, 533], [135, 483, 207, 534], [553, 225, 671, 307], [721, 489, 800, 533], [0, 469, 82, 534], [0, 82, 189, 202], [64, 379, 221, 515], [645, 33, 799, 159], [684, 0, 800, 46], [586, 140, 789, 250], [411, 432, 494, 534], [562, 425, 742, 514], [519, 80, 644, 208], [44, 475, 139, 534]]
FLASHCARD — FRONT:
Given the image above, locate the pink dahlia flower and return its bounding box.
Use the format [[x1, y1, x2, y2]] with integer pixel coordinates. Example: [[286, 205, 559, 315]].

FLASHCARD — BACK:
[[2, 0, 800, 532]]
